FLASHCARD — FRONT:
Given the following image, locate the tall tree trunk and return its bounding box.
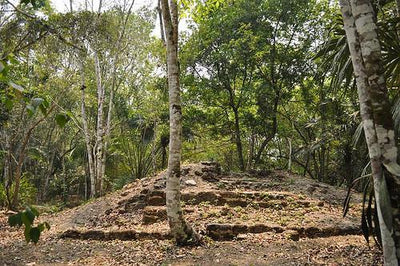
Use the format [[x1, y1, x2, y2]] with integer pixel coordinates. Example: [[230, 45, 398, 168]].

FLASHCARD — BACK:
[[160, 0, 199, 245], [98, 2, 135, 191], [99, 87, 113, 194], [340, 0, 400, 263], [80, 61, 96, 198], [232, 107, 245, 171], [351, 0, 400, 261], [94, 52, 105, 196]]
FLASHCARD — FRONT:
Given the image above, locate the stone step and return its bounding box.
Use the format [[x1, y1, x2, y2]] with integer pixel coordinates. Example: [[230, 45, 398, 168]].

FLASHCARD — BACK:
[[112, 189, 323, 216], [206, 223, 361, 241], [142, 207, 195, 225], [144, 190, 319, 207], [60, 229, 171, 241], [142, 198, 323, 225], [59, 222, 360, 242]]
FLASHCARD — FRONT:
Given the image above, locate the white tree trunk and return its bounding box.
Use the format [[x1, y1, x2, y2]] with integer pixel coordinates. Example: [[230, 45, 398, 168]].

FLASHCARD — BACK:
[[80, 61, 96, 198], [340, 0, 400, 264], [350, 0, 400, 260], [161, 0, 199, 245], [94, 52, 105, 196]]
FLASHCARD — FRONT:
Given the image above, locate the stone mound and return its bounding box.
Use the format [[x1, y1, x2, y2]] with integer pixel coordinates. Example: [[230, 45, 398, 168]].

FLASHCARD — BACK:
[[53, 162, 362, 243]]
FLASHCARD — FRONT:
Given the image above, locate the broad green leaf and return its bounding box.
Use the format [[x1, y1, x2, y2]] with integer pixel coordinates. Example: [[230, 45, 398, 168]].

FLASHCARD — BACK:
[[55, 113, 70, 128], [24, 224, 31, 243], [29, 227, 41, 244], [8, 213, 23, 227], [21, 209, 35, 226], [39, 99, 50, 115], [38, 223, 45, 232], [37, 222, 50, 233]]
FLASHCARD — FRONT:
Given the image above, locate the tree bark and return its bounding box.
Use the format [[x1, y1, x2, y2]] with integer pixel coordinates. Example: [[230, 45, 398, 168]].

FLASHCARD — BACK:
[[160, 0, 199, 245], [232, 106, 245, 171], [2, 131, 12, 206], [80, 61, 96, 198], [351, 0, 400, 261], [94, 52, 105, 196], [340, 0, 400, 263]]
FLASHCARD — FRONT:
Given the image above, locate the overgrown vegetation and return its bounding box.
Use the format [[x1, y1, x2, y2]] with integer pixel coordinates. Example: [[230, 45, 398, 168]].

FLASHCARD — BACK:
[[0, 0, 400, 252]]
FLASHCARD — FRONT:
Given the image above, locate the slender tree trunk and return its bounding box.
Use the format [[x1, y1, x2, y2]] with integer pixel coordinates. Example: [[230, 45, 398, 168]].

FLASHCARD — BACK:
[[3, 131, 12, 206], [99, 87, 113, 194], [232, 107, 245, 171], [160, 0, 199, 245], [287, 137, 292, 171], [43, 151, 55, 201], [152, 120, 159, 172], [340, 0, 400, 263], [80, 61, 96, 198], [247, 134, 255, 170], [3, 132, 11, 188], [94, 52, 105, 196], [320, 144, 326, 182]]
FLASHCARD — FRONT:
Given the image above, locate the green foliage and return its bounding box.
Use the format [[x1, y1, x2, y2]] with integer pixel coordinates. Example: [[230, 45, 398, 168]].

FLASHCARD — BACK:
[[55, 113, 70, 128], [20, 0, 47, 9], [0, 183, 7, 207], [181, 0, 333, 171], [19, 175, 38, 206], [110, 125, 160, 188], [112, 175, 132, 190], [8, 206, 50, 244]]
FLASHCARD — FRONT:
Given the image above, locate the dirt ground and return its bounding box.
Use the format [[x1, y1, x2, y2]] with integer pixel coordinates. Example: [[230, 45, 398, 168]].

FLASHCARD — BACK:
[[0, 163, 383, 265]]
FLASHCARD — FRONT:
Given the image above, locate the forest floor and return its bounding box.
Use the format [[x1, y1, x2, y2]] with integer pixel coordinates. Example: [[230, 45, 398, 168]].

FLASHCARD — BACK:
[[0, 162, 383, 265]]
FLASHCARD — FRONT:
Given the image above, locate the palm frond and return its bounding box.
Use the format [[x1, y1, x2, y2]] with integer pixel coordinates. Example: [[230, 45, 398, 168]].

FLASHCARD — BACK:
[[352, 121, 364, 148]]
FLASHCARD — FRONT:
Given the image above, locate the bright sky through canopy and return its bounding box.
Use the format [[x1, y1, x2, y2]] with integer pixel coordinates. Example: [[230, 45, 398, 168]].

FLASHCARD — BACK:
[[51, 0, 155, 12]]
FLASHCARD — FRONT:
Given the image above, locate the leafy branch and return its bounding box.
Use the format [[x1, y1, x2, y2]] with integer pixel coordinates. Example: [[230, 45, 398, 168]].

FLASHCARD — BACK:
[[8, 206, 50, 244]]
